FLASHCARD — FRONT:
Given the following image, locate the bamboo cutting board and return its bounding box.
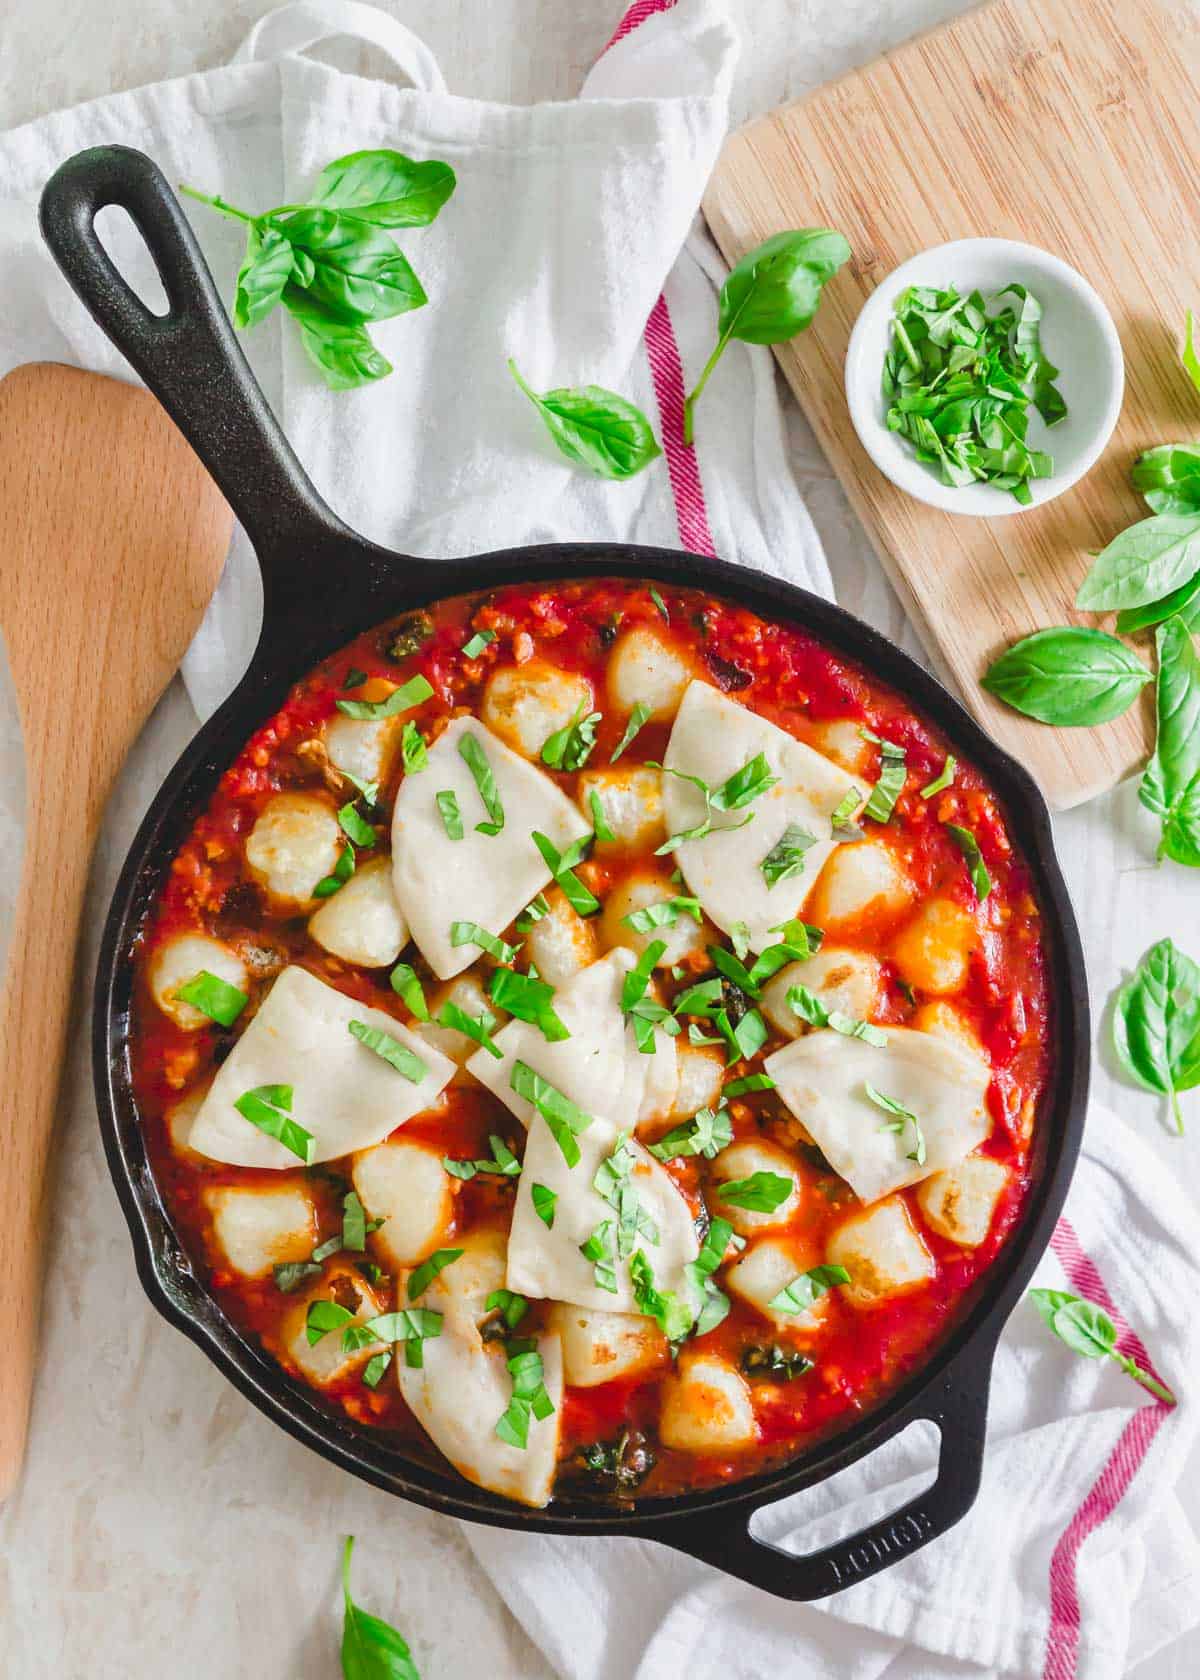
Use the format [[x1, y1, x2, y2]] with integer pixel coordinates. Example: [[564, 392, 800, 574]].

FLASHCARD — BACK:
[[703, 0, 1200, 810]]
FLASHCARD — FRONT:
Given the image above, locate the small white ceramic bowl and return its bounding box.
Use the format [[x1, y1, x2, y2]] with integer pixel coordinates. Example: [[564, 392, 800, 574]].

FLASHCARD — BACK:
[[844, 238, 1124, 517]]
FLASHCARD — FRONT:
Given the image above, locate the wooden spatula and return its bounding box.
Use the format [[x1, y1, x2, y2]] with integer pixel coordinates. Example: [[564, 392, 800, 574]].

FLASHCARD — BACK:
[[0, 363, 232, 1499]]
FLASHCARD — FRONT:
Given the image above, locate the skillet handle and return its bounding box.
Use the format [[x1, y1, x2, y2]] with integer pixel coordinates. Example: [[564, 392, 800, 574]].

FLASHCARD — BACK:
[[652, 1342, 993, 1601], [38, 144, 352, 579]]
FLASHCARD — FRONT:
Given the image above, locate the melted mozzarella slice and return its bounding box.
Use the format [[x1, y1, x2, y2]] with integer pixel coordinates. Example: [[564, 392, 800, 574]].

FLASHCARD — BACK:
[[506, 1111, 698, 1314], [391, 716, 590, 980], [397, 1229, 562, 1508], [764, 1025, 991, 1203], [466, 951, 676, 1130], [188, 966, 453, 1169], [662, 681, 864, 953]]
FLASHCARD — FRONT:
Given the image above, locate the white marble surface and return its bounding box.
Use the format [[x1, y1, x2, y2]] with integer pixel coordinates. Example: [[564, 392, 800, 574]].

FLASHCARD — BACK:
[[1, 3, 1197, 1677]]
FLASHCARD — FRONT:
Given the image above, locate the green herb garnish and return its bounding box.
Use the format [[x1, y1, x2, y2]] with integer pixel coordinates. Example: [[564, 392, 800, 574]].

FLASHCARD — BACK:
[[920, 755, 957, 798], [630, 1249, 693, 1341], [389, 961, 429, 1021], [610, 701, 652, 764], [760, 822, 818, 887], [541, 704, 601, 771], [982, 628, 1153, 727], [335, 673, 433, 720], [436, 789, 463, 840], [531, 1183, 557, 1228], [588, 789, 615, 842], [945, 822, 992, 900], [437, 1000, 503, 1059], [348, 1020, 428, 1083], [767, 1263, 850, 1315], [508, 359, 661, 481], [717, 1170, 793, 1213], [175, 968, 248, 1028], [531, 829, 598, 915], [338, 802, 377, 848], [1111, 937, 1200, 1134], [234, 1083, 314, 1162], [450, 921, 520, 964], [865, 1082, 926, 1165], [510, 1060, 595, 1166], [488, 967, 569, 1042], [1030, 1289, 1175, 1404], [458, 733, 505, 834], [622, 896, 702, 933], [1140, 618, 1200, 867], [400, 720, 428, 773], [407, 1247, 464, 1300], [462, 628, 496, 659], [648, 1105, 733, 1161], [861, 730, 907, 823]]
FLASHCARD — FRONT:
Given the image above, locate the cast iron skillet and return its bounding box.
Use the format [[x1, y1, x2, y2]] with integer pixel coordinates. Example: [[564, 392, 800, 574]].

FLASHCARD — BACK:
[[39, 144, 1088, 1602]]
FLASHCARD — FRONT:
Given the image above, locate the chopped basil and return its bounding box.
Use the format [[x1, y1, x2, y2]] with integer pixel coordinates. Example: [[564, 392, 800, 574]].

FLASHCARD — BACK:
[[436, 788, 463, 840], [920, 754, 956, 798], [767, 1263, 850, 1315], [401, 720, 428, 773], [362, 1350, 392, 1389], [338, 801, 377, 848], [407, 1247, 464, 1300], [511, 1059, 595, 1166], [731, 921, 751, 960], [462, 628, 497, 658], [313, 843, 356, 898], [441, 1133, 521, 1180], [335, 672, 433, 719], [580, 1219, 619, 1293], [438, 999, 503, 1058], [685, 1216, 741, 1334], [630, 1248, 693, 1341], [272, 1260, 323, 1293], [458, 732, 505, 833], [234, 1083, 315, 1163], [723, 1073, 777, 1097], [742, 1344, 814, 1381], [348, 1020, 428, 1083], [588, 788, 615, 842], [829, 785, 865, 839], [495, 1339, 555, 1449], [723, 1006, 768, 1064], [717, 1170, 793, 1213], [786, 984, 889, 1046], [620, 939, 680, 1052], [343, 1307, 443, 1368], [390, 961, 430, 1021], [828, 1011, 889, 1047], [341, 1190, 369, 1253], [594, 1132, 658, 1259], [531, 1183, 557, 1228], [339, 769, 380, 805], [945, 822, 992, 900], [531, 829, 599, 915], [650, 586, 669, 621], [485, 1288, 529, 1330], [175, 969, 248, 1028], [648, 1104, 732, 1161], [516, 892, 551, 931], [651, 756, 767, 851], [305, 1299, 355, 1345], [450, 921, 520, 964], [622, 896, 702, 933], [541, 704, 601, 771], [488, 967, 569, 1041], [760, 822, 817, 887], [610, 701, 652, 764], [343, 667, 367, 689], [861, 730, 907, 823]]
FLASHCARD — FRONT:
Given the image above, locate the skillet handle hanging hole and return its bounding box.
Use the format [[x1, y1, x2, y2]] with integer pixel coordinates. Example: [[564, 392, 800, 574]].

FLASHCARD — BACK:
[[653, 1345, 993, 1602], [38, 144, 348, 563]]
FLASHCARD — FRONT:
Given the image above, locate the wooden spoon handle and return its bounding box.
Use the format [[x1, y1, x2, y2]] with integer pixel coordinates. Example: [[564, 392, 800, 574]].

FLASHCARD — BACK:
[[0, 812, 92, 1499]]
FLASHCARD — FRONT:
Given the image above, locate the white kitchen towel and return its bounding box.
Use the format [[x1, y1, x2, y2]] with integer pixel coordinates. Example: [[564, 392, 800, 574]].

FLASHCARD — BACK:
[[466, 1100, 1200, 1680], [0, 0, 829, 724]]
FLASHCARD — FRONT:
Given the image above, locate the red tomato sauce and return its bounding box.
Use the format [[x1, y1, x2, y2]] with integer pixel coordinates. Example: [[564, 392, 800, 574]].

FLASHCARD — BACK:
[[129, 578, 1051, 1502]]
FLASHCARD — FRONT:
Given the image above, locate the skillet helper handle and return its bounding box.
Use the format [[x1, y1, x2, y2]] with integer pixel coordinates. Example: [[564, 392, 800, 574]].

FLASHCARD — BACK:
[[654, 1344, 992, 1601], [38, 144, 347, 565]]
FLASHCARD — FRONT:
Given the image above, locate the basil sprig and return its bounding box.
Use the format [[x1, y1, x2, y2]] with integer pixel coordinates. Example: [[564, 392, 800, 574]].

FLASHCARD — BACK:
[[1140, 618, 1200, 867], [1111, 937, 1200, 1134], [1030, 1290, 1175, 1405], [175, 968, 248, 1028], [508, 359, 661, 480], [1076, 512, 1200, 615], [767, 1263, 850, 1316], [234, 1083, 315, 1163], [982, 627, 1153, 726], [340, 1535, 421, 1679], [684, 228, 850, 443], [181, 151, 454, 391]]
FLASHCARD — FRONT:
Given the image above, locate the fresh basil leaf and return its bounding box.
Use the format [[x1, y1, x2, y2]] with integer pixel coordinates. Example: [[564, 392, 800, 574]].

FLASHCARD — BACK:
[[457, 733, 505, 833], [313, 148, 455, 228], [340, 1535, 421, 1680], [861, 731, 907, 822], [282, 282, 393, 389], [1140, 618, 1200, 867], [273, 1260, 324, 1293], [175, 968, 248, 1028], [650, 587, 670, 622], [306, 1299, 356, 1346], [685, 229, 850, 442], [541, 703, 601, 771], [336, 674, 433, 719], [741, 1343, 814, 1381], [829, 785, 865, 839], [759, 821, 817, 887], [436, 789, 463, 840], [511, 1059, 595, 1166], [981, 627, 1153, 726], [767, 1263, 850, 1315], [495, 1340, 556, 1449], [390, 962, 429, 1021], [462, 628, 496, 659], [362, 1351, 393, 1391], [630, 1248, 693, 1341], [234, 1083, 314, 1163], [400, 721, 427, 773], [827, 1011, 889, 1047], [712, 751, 780, 811], [730, 921, 752, 960], [437, 1000, 503, 1058], [1185, 309, 1200, 395], [485, 1290, 529, 1333], [1111, 937, 1200, 1134], [343, 1308, 442, 1354], [531, 830, 599, 915], [341, 1190, 369, 1254], [348, 1020, 428, 1084], [580, 1218, 619, 1293], [338, 802, 377, 848], [620, 939, 666, 1018], [488, 966, 569, 1041], [232, 223, 296, 329], [267, 207, 426, 322], [610, 701, 652, 764], [648, 1104, 733, 1161], [1115, 569, 1200, 635], [945, 822, 992, 900], [865, 1082, 926, 1165], [508, 358, 661, 480], [1132, 443, 1200, 516], [450, 921, 520, 964], [723, 1073, 777, 1097], [314, 842, 356, 899], [920, 755, 957, 798], [516, 893, 551, 932], [531, 1183, 557, 1228], [1029, 1290, 1175, 1404], [407, 1247, 464, 1300], [717, 1170, 793, 1213], [588, 789, 616, 842], [622, 896, 702, 933], [1076, 512, 1200, 612]]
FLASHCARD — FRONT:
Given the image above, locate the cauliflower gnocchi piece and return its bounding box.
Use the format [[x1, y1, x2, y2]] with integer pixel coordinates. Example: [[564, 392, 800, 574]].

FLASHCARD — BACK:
[[323, 677, 406, 787], [809, 718, 872, 775], [759, 948, 884, 1039], [711, 1139, 801, 1236], [659, 1354, 758, 1452], [607, 626, 693, 722], [148, 933, 249, 1031], [576, 765, 665, 853], [547, 1303, 668, 1387], [522, 888, 597, 987], [204, 1184, 317, 1279], [913, 1000, 985, 1058], [599, 871, 706, 968], [725, 1236, 834, 1333], [481, 661, 594, 761], [892, 898, 980, 996], [668, 1043, 725, 1122], [808, 838, 916, 932], [352, 1140, 454, 1267], [916, 1155, 1009, 1247], [245, 792, 342, 908], [826, 1198, 935, 1307], [283, 1264, 385, 1386], [307, 856, 409, 968], [412, 972, 494, 1079]]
